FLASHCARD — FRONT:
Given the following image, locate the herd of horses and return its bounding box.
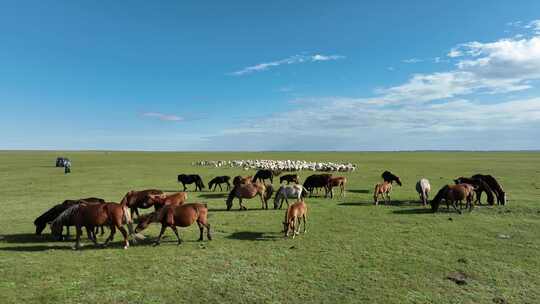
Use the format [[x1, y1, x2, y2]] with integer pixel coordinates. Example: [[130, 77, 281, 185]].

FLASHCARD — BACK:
[[33, 168, 506, 250]]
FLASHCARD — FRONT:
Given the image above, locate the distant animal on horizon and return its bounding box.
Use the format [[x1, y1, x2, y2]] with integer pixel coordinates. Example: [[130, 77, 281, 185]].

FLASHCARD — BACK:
[[252, 169, 281, 184], [280, 174, 300, 184], [374, 181, 392, 205], [303, 174, 332, 197], [430, 184, 475, 214], [55, 157, 69, 167], [208, 176, 231, 191], [177, 174, 205, 192], [454, 177, 494, 205], [415, 178, 431, 206], [226, 182, 271, 210], [51, 200, 139, 250], [283, 200, 307, 238], [471, 174, 506, 205], [382, 171, 402, 186], [326, 176, 347, 198], [233, 175, 252, 187], [120, 189, 164, 218], [274, 184, 307, 209], [135, 203, 211, 246], [34, 197, 105, 239]]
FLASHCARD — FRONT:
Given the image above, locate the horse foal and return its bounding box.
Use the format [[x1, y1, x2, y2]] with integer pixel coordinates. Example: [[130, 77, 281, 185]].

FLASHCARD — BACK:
[[283, 200, 307, 238]]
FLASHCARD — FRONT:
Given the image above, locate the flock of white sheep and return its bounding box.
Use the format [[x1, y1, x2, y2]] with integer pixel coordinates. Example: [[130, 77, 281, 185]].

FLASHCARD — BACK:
[[192, 159, 356, 172]]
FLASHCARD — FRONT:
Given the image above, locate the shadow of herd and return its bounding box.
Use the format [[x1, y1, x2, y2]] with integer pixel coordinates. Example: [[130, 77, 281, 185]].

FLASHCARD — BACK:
[[33, 169, 506, 250]]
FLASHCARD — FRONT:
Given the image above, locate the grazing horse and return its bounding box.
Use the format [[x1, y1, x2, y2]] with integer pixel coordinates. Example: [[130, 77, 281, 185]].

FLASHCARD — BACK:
[[34, 197, 105, 238], [471, 174, 506, 205], [177, 174, 205, 192], [283, 200, 307, 238], [51, 201, 138, 249], [415, 178, 431, 206], [135, 203, 211, 246], [226, 183, 270, 210], [430, 184, 475, 214], [326, 176, 347, 198], [280, 174, 300, 184], [373, 181, 392, 205], [148, 192, 188, 209], [303, 174, 332, 197], [274, 184, 307, 209], [252, 169, 281, 184], [454, 177, 494, 205], [233, 175, 252, 186], [120, 189, 164, 218], [208, 176, 231, 191], [382, 171, 402, 186]]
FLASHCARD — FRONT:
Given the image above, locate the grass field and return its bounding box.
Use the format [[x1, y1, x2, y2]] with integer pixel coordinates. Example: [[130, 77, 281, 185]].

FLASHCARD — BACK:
[[0, 151, 539, 304]]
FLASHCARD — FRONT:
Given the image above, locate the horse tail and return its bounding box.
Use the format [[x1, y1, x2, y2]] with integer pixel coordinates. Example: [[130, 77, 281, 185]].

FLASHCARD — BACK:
[[122, 205, 134, 235]]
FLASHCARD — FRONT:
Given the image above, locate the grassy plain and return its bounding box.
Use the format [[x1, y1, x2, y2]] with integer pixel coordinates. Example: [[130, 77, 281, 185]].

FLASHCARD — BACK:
[[0, 151, 539, 304]]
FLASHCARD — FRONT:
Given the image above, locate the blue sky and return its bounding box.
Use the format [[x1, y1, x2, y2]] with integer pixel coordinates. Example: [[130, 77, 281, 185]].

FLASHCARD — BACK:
[[1, 1, 540, 150]]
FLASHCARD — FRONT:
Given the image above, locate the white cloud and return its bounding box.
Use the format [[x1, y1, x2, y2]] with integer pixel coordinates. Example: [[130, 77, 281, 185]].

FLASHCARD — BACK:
[[229, 54, 344, 76], [403, 58, 423, 63], [142, 112, 183, 122], [447, 48, 463, 58]]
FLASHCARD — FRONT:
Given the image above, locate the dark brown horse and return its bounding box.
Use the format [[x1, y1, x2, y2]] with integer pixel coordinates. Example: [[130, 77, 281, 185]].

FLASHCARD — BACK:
[[382, 171, 402, 186], [454, 177, 494, 205], [208, 176, 231, 191], [252, 169, 281, 184], [34, 197, 105, 239], [51, 201, 138, 249], [120, 189, 164, 218], [327, 176, 347, 198], [471, 174, 506, 205], [177, 174, 205, 192], [135, 203, 211, 246], [226, 182, 270, 210], [430, 184, 475, 214], [280, 174, 300, 184], [303, 174, 332, 197]]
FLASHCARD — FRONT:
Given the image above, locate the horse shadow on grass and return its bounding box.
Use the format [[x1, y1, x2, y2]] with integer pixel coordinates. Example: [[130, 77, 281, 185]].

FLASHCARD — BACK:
[[198, 193, 228, 199], [338, 200, 420, 207], [226, 231, 282, 241], [392, 208, 433, 215], [347, 189, 371, 194]]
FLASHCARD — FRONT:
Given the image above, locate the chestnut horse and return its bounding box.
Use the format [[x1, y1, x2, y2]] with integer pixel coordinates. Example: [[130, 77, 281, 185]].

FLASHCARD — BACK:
[[148, 192, 188, 209], [51, 201, 138, 249], [283, 200, 307, 238], [135, 203, 211, 246], [373, 181, 392, 205], [327, 176, 347, 198], [120, 189, 164, 218], [226, 182, 270, 210], [430, 184, 475, 214]]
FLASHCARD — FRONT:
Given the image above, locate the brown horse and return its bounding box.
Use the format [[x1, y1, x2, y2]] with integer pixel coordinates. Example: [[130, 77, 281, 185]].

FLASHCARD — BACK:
[[373, 181, 392, 205], [233, 175, 252, 187], [280, 174, 299, 184], [283, 200, 307, 238], [120, 189, 164, 218], [135, 203, 211, 246], [148, 192, 188, 209], [226, 182, 269, 210], [431, 184, 476, 214], [327, 176, 347, 198], [51, 201, 138, 249], [454, 177, 494, 205]]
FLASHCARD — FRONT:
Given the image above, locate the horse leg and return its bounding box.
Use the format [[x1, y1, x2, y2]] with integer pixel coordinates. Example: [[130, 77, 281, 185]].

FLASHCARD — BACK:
[[74, 226, 83, 250], [86, 227, 98, 246], [182, 183, 187, 192], [451, 200, 462, 214], [103, 225, 116, 247], [135, 208, 140, 218], [153, 225, 167, 246], [239, 198, 246, 210], [341, 184, 345, 198], [65, 226, 70, 240], [219, 183, 223, 191], [171, 226, 182, 245], [302, 214, 307, 233]]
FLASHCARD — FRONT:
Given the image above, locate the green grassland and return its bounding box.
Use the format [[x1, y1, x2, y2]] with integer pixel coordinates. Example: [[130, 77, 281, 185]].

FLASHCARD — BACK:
[[0, 151, 539, 304]]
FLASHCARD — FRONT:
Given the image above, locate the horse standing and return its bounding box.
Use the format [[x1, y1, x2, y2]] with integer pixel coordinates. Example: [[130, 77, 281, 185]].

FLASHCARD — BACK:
[[471, 174, 506, 205], [252, 169, 281, 184], [208, 176, 231, 191], [326, 176, 347, 198], [148, 192, 188, 209], [274, 184, 307, 209], [135, 203, 211, 246], [415, 178, 431, 206], [430, 184, 475, 214], [454, 177, 494, 205], [303, 174, 332, 197], [283, 200, 307, 238], [382, 171, 402, 186], [373, 181, 392, 205], [120, 189, 164, 218], [280, 174, 299, 184], [177, 174, 205, 192], [226, 183, 270, 210]]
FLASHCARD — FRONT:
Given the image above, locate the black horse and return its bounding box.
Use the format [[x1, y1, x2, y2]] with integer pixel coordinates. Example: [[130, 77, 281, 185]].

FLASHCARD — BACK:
[[280, 174, 299, 184], [454, 177, 495, 205], [208, 176, 231, 191], [471, 174, 506, 205], [252, 169, 281, 184], [178, 174, 205, 191], [382, 171, 402, 186], [303, 174, 332, 197], [34, 197, 105, 239]]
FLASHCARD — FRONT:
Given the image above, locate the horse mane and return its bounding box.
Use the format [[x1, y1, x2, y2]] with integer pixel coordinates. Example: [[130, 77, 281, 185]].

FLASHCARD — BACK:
[[51, 204, 81, 227]]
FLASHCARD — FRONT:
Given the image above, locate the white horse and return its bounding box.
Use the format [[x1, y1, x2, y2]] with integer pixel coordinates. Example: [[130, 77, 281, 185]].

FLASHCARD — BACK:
[[416, 178, 431, 206], [274, 185, 307, 209]]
